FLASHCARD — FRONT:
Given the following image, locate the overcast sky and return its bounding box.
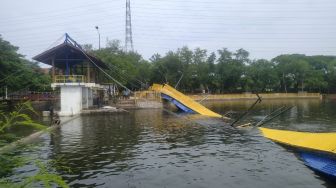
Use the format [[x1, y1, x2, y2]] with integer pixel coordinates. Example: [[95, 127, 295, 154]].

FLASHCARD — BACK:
[[1, 0, 335, 63]]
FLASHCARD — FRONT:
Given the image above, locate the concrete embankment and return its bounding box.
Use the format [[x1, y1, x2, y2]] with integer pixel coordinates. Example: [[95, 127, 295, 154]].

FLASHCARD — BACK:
[[188, 93, 322, 101], [323, 94, 336, 100]]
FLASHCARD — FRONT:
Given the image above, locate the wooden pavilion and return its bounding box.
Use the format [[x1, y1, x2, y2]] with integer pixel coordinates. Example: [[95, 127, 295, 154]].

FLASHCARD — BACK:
[[33, 33, 107, 116]]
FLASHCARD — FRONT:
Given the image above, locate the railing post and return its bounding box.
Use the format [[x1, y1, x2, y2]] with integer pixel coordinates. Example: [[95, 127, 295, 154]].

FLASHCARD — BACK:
[[52, 57, 55, 82]]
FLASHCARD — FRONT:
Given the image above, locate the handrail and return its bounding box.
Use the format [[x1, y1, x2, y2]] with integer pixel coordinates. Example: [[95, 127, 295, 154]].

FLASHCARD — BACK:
[[54, 75, 86, 83]]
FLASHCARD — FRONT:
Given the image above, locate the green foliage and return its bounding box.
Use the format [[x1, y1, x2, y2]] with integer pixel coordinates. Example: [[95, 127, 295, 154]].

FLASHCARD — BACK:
[[0, 36, 51, 97], [0, 101, 45, 134], [0, 101, 69, 187], [0, 153, 25, 177], [245, 59, 278, 92], [0, 161, 69, 188], [272, 54, 336, 93], [1, 35, 336, 94], [0, 101, 46, 177], [90, 39, 336, 93], [148, 49, 336, 93], [20, 161, 69, 188], [93, 40, 151, 89]]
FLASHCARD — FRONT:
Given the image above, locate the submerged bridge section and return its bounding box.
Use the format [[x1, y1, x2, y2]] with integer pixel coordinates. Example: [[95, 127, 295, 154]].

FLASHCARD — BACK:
[[150, 84, 223, 118], [260, 127, 336, 154]]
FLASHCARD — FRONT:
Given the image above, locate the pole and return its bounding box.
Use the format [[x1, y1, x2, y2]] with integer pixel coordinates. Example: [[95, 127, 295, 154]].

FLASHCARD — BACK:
[[230, 93, 262, 127], [95, 26, 101, 50], [5, 86, 8, 100], [175, 73, 184, 89], [52, 56, 55, 82]]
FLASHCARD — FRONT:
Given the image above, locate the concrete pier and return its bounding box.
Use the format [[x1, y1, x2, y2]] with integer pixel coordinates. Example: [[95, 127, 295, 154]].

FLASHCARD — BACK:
[[52, 83, 100, 116]]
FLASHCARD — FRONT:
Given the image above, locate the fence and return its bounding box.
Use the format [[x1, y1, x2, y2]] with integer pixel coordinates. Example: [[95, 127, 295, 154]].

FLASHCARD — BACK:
[[8, 91, 59, 101], [134, 90, 161, 102]]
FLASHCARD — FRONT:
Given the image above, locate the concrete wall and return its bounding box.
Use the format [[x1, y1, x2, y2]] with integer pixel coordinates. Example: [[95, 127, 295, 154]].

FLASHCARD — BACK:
[[82, 87, 94, 109], [188, 93, 322, 101], [136, 100, 163, 109], [88, 89, 93, 107], [59, 86, 83, 116], [82, 87, 88, 109]]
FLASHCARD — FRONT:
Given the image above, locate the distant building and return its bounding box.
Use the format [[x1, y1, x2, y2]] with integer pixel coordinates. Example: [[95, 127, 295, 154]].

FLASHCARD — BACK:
[[39, 68, 50, 75]]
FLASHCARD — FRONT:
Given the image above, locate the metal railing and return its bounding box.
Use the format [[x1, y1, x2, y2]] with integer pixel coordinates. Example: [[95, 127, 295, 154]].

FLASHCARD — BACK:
[[54, 75, 86, 83], [134, 90, 161, 102]]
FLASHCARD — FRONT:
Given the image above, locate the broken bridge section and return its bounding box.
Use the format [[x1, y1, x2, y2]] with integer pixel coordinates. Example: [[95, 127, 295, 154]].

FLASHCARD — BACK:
[[150, 84, 223, 118]]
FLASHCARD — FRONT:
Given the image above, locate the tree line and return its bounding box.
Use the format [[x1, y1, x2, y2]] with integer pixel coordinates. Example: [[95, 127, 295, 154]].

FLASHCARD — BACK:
[[1, 36, 336, 95], [89, 40, 336, 94]]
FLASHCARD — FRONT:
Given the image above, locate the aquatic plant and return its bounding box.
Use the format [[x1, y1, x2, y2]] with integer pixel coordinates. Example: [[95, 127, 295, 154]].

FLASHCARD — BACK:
[[0, 101, 69, 187], [0, 161, 69, 188], [0, 101, 45, 134]]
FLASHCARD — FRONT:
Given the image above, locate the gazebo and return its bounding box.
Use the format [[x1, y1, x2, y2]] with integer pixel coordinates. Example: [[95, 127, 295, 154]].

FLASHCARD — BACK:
[[33, 33, 108, 116]]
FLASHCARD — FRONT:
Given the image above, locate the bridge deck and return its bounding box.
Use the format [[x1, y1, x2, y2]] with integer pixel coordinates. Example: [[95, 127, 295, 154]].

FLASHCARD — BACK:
[[260, 127, 336, 154], [150, 84, 223, 118]]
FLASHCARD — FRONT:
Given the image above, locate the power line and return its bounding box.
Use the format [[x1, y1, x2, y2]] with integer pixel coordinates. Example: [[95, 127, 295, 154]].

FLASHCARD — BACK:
[[1, 0, 333, 22], [5, 29, 336, 43], [1, 12, 334, 26], [0, 70, 23, 83]]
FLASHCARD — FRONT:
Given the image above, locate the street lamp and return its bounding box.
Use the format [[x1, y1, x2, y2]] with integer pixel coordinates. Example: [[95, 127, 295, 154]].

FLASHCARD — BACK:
[[95, 26, 101, 50]]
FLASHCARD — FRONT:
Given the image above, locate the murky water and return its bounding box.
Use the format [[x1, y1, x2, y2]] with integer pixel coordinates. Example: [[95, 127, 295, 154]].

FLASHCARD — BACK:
[[10, 99, 336, 187]]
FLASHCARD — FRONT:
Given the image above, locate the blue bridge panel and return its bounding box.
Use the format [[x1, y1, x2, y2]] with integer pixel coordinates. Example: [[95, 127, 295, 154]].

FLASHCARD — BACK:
[[161, 93, 195, 113], [300, 152, 336, 179]]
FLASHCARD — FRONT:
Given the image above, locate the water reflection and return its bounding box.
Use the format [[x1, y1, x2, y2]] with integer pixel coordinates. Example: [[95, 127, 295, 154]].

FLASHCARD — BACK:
[[206, 99, 336, 132], [11, 99, 336, 187]]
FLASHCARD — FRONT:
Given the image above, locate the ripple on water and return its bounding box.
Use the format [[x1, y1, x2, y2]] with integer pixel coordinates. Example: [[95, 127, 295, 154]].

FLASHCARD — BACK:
[[8, 100, 336, 188]]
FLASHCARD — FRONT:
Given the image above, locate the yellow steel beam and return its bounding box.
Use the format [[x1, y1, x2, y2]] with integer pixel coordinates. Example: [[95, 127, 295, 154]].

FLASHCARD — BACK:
[[260, 127, 336, 154]]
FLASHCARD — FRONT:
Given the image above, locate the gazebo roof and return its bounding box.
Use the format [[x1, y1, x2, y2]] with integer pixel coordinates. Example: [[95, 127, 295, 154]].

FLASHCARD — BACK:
[[33, 34, 107, 69]]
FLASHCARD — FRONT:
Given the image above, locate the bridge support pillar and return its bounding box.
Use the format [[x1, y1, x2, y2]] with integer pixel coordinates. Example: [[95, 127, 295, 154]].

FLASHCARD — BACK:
[[59, 86, 83, 116]]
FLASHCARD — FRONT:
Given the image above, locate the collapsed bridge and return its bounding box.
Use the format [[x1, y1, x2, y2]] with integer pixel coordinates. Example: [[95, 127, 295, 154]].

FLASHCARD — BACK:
[[150, 84, 223, 118]]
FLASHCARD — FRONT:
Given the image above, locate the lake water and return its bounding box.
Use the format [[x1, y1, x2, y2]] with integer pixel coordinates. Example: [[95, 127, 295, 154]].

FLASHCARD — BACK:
[[9, 99, 336, 187]]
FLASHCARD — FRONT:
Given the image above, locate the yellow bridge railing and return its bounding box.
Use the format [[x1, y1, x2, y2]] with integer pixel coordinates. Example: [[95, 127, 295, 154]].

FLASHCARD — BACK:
[[134, 90, 161, 102], [54, 75, 86, 83]]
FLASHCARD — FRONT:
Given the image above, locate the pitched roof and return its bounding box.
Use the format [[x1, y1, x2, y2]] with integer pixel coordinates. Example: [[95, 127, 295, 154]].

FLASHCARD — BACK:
[[33, 42, 107, 69]]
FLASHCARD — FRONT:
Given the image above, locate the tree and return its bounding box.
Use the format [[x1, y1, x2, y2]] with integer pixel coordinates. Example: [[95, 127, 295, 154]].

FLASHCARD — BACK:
[[217, 48, 245, 92], [273, 54, 336, 93], [0, 36, 51, 97], [93, 40, 151, 90], [246, 59, 278, 92], [234, 48, 250, 64], [206, 52, 217, 93]]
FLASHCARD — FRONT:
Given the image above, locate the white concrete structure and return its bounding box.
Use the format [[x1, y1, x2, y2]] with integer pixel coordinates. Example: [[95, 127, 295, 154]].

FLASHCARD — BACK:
[[52, 83, 101, 116], [59, 86, 83, 116]]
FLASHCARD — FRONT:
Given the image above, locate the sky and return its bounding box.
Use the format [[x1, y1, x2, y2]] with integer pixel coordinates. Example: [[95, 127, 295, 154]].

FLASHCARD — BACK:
[[1, 0, 336, 64]]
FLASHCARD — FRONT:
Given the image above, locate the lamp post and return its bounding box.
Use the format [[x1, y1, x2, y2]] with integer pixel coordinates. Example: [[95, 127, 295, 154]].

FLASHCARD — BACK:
[[95, 26, 101, 50]]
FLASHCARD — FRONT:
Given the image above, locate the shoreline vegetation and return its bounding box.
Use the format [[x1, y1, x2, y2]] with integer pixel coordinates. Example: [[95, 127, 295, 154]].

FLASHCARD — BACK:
[[1, 36, 336, 98], [0, 101, 69, 187]]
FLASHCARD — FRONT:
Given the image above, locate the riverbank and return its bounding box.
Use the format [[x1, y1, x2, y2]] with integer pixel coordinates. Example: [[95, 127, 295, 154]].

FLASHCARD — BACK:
[[323, 94, 336, 100], [188, 92, 322, 101]]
